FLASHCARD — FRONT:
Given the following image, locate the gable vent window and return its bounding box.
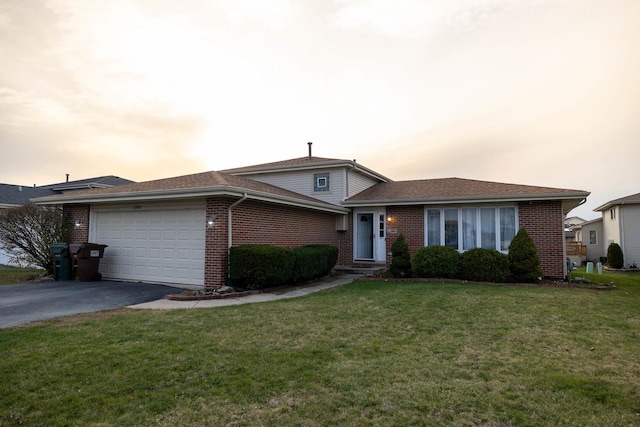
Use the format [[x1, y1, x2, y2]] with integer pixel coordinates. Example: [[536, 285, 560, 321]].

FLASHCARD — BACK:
[[610, 208, 616, 220], [314, 173, 330, 192]]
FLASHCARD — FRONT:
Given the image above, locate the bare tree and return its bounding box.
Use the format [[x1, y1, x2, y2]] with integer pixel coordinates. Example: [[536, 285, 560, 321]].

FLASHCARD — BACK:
[[0, 203, 69, 273]]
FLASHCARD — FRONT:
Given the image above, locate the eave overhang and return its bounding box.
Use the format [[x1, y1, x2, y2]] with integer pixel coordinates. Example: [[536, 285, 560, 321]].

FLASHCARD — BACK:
[[228, 160, 390, 183], [32, 186, 349, 215], [344, 192, 589, 215]]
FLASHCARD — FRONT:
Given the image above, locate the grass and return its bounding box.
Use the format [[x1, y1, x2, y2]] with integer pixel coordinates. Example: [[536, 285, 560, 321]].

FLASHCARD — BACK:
[[1, 270, 639, 426], [0, 264, 45, 285]]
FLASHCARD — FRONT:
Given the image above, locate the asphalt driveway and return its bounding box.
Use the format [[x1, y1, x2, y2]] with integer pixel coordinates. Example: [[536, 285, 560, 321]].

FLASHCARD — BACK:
[[0, 280, 179, 328]]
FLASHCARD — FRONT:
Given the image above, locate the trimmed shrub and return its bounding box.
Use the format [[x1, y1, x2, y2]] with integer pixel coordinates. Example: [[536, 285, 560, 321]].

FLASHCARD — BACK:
[[606, 242, 624, 269], [413, 245, 459, 279], [508, 228, 542, 282], [292, 245, 339, 282], [229, 245, 296, 290], [389, 234, 412, 277], [459, 248, 510, 283]]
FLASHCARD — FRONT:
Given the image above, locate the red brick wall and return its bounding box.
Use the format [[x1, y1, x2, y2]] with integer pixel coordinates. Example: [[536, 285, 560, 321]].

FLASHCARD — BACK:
[[231, 200, 340, 247], [337, 212, 353, 266], [205, 198, 341, 288], [382, 202, 566, 278], [518, 201, 565, 279], [385, 206, 424, 266], [63, 204, 90, 243], [205, 198, 232, 289]]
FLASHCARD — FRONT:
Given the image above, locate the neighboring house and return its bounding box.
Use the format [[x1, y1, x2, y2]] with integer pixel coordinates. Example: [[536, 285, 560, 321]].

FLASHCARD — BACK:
[[572, 218, 605, 263], [594, 192, 640, 268], [564, 215, 586, 243], [33, 152, 589, 287], [565, 216, 586, 229], [0, 176, 133, 265]]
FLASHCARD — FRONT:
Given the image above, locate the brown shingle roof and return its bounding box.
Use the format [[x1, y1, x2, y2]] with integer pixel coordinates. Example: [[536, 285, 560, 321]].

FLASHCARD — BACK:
[[222, 156, 390, 182], [345, 177, 589, 205], [222, 156, 341, 173], [32, 170, 347, 213]]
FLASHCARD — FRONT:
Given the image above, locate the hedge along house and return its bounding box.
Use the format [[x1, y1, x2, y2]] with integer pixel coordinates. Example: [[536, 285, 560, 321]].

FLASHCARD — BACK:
[[33, 150, 589, 287]]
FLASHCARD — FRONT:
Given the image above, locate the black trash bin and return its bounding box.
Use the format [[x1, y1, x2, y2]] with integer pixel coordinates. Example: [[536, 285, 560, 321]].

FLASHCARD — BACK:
[[51, 243, 72, 281], [69, 243, 108, 281]]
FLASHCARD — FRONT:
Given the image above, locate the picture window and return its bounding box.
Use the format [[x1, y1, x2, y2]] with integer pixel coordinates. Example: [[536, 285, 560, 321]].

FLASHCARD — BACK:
[[426, 206, 517, 253]]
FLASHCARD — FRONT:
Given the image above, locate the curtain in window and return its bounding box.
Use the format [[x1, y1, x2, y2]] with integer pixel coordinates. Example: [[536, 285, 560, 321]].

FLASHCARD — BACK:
[[480, 208, 496, 249], [500, 207, 516, 251], [462, 208, 477, 250], [427, 210, 441, 246], [444, 209, 458, 248]]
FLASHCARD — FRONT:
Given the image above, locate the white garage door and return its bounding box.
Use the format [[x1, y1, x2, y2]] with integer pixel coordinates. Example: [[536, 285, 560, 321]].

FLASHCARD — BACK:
[[91, 203, 206, 287]]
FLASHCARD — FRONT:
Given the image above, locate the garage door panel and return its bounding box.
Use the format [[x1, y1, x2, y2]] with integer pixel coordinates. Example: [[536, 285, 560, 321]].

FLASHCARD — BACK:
[[148, 248, 162, 259], [93, 206, 205, 286]]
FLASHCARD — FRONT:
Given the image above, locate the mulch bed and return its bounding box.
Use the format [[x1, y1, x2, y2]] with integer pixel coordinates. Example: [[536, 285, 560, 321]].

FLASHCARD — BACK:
[[358, 276, 617, 291], [165, 289, 261, 301]]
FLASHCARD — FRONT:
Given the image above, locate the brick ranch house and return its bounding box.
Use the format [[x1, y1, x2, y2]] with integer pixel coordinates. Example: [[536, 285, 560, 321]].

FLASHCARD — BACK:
[[33, 153, 589, 288]]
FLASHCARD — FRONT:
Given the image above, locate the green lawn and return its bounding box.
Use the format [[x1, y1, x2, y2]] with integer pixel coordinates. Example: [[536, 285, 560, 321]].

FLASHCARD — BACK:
[[0, 264, 45, 285], [1, 270, 639, 426]]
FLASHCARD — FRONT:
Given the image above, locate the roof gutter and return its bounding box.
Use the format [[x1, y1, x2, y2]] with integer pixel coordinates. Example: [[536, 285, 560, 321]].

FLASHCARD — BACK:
[[228, 160, 391, 183], [343, 193, 590, 208], [594, 200, 630, 212], [32, 186, 348, 214]]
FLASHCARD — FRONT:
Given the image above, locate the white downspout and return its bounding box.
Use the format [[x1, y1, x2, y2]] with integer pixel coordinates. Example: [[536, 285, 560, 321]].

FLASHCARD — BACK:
[[228, 193, 248, 251], [619, 205, 625, 267]]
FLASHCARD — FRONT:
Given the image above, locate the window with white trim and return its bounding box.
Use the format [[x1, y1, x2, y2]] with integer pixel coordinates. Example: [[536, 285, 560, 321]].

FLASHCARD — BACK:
[[589, 230, 597, 245], [425, 206, 517, 253], [314, 173, 330, 192]]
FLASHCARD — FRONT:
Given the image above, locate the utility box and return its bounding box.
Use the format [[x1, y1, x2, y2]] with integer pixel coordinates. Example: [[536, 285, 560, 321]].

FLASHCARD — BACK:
[[51, 243, 72, 281], [69, 243, 108, 281]]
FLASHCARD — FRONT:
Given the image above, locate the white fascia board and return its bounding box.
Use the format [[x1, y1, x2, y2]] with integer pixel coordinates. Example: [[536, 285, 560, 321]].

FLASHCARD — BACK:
[[34, 186, 349, 214], [593, 198, 640, 212], [343, 194, 589, 208]]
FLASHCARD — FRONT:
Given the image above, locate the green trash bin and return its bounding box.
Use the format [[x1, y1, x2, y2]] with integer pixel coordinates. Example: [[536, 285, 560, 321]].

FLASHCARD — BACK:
[[51, 243, 72, 281]]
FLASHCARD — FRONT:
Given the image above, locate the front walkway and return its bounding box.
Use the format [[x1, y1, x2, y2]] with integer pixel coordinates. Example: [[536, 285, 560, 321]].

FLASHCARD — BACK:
[[128, 273, 362, 310]]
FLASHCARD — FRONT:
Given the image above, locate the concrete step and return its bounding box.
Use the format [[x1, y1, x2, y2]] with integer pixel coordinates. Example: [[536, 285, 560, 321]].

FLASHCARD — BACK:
[[333, 265, 387, 275]]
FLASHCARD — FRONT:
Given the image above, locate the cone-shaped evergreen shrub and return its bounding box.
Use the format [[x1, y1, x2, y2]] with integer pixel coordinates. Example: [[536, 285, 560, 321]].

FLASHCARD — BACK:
[[389, 234, 411, 277], [508, 228, 542, 282], [606, 242, 624, 269]]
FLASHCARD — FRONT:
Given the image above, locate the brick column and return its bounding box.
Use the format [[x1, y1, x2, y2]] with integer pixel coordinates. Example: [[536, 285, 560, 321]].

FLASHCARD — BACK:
[[518, 201, 565, 279], [205, 198, 231, 289], [385, 206, 424, 267]]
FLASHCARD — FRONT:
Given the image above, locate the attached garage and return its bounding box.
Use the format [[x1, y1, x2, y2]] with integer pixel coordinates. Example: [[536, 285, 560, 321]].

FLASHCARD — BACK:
[[34, 169, 350, 288], [90, 202, 206, 287]]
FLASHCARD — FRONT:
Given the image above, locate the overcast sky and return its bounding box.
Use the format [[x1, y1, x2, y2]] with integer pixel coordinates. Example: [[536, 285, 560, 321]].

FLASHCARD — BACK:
[[1, 0, 638, 220]]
